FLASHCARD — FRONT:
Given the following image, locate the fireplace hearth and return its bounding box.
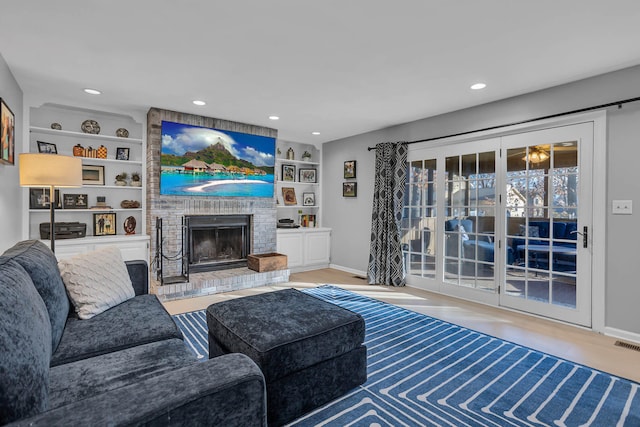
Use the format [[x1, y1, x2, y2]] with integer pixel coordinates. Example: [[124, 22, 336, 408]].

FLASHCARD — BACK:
[[186, 215, 251, 272]]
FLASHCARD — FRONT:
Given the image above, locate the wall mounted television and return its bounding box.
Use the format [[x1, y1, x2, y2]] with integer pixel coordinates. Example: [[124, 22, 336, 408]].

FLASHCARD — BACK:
[[160, 121, 275, 197]]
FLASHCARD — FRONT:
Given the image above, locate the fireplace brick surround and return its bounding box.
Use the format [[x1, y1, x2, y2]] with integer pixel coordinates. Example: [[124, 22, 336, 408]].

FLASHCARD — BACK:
[[146, 108, 288, 300]]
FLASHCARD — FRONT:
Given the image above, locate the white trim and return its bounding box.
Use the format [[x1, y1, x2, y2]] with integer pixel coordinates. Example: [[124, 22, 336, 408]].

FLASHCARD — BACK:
[[590, 113, 607, 334], [329, 263, 367, 278], [603, 327, 640, 345]]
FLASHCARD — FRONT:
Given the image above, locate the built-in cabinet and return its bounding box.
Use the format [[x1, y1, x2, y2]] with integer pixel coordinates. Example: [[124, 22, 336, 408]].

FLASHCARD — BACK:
[[275, 140, 330, 271], [277, 228, 331, 272], [27, 104, 148, 261]]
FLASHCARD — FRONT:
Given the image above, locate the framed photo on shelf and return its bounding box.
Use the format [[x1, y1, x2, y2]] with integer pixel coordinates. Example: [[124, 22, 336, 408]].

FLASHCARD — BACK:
[[343, 182, 357, 197], [302, 192, 315, 206], [82, 165, 105, 185], [63, 193, 88, 209], [282, 187, 297, 205], [93, 212, 116, 236], [299, 168, 317, 183], [1, 98, 15, 165], [344, 160, 356, 179], [116, 147, 130, 161], [29, 188, 61, 209], [37, 141, 58, 154], [282, 164, 296, 182]]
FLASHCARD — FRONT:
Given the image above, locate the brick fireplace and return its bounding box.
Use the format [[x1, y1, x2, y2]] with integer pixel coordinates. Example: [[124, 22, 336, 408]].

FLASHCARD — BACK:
[[146, 108, 288, 300]]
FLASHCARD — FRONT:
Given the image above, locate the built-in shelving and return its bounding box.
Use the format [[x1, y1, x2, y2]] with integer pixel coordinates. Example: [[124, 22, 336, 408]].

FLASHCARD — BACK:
[[26, 104, 147, 251]]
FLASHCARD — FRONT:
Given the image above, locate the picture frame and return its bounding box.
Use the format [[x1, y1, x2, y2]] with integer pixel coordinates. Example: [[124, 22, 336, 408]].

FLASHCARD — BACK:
[[282, 187, 297, 205], [93, 212, 116, 236], [37, 140, 58, 154], [116, 147, 130, 161], [82, 165, 105, 185], [1, 98, 15, 165], [344, 160, 356, 179], [63, 193, 88, 209], [29, 188, 61, 209], [343, 182, 357, 197], [299, 168, 317, 183], [302, 192, 316, 206], [282, 164, 296, 182]]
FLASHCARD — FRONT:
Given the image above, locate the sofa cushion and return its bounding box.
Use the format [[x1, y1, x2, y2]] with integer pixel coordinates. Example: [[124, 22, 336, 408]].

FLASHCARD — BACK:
[[0, 258, 52, 424], [49, 338, 195, 409], [1, 240, 69, 352], [59, 246, 135, 319], [52, 294, 184, 366]]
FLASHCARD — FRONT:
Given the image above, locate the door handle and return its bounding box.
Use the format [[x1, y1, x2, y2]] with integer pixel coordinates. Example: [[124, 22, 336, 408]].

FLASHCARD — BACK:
[[570, 226, 588, 248]]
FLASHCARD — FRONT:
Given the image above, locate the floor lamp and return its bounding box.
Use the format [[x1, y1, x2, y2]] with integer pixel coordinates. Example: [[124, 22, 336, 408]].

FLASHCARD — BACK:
[[19, 153, 83, 253]]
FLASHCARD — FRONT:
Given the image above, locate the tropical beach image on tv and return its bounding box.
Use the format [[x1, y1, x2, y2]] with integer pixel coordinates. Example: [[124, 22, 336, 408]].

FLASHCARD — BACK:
[[160, 121, 275, 197]]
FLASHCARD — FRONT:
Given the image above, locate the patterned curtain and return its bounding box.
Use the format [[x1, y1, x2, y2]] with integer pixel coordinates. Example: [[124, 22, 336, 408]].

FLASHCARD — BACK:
[[367, 142, 408, 286]]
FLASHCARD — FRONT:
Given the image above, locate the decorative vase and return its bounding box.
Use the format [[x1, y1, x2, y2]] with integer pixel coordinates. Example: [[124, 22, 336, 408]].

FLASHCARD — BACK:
[[286, 147, 295, 160], [115, 180, 127, 186], [130, 180, 142, 187], [73, 144, 84, 157]]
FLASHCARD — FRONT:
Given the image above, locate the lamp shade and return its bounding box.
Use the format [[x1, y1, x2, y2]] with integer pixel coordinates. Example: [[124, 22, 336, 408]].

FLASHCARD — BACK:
[[19, 153, 83, 188]]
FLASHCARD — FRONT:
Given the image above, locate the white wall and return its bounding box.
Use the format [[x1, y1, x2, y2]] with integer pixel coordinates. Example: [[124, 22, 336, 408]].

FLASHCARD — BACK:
[[323, 64, 640, 336], [0, 53, 23, 252]]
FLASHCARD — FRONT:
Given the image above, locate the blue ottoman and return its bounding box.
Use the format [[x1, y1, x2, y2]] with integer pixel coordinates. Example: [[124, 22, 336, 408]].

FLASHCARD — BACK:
[[206, 288, 367, 426]]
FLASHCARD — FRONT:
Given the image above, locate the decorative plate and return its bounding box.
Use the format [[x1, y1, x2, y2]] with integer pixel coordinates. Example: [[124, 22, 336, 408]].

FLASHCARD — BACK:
[[124, 216, 137, 235], [116, 128, 129, 138], [50, 122, 62, 130], [81, 119, 101, 134]]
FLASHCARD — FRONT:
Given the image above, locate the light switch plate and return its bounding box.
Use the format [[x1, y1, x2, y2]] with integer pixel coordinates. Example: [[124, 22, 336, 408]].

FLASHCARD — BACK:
[[612, 200, 633, 215]]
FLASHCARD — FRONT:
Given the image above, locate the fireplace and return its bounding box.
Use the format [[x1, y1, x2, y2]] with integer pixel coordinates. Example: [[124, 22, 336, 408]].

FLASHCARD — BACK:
[[186, 215, 251, 272]]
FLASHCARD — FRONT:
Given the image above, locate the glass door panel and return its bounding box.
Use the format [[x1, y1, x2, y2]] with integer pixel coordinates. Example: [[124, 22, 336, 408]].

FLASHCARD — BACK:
[[402, 159, 437, 279], [502, 124, 592, 326], [444, 151, 496, 291]]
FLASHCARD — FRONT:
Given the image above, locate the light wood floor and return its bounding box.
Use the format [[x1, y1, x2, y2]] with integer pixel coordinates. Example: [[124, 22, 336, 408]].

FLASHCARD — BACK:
[[162, 268, 640, 383]]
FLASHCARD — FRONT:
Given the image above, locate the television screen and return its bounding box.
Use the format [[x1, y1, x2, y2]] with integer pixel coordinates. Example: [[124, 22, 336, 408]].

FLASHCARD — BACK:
[[160, 121, 275, 197]]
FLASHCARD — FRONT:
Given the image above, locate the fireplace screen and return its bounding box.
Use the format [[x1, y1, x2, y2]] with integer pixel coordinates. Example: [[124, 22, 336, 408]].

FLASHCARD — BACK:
[[186, 215, 251, 272]]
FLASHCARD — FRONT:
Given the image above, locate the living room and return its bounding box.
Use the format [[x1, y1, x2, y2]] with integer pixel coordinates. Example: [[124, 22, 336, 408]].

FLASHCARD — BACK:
[[2, 2, 640, 425]]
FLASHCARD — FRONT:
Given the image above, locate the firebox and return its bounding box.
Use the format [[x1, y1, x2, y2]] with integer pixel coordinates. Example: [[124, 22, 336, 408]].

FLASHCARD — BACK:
[[185, 215, 251, 272]]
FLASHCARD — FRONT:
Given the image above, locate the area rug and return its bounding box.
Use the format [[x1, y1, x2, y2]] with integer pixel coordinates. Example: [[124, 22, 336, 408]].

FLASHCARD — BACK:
[[173, 286, 639, 426]]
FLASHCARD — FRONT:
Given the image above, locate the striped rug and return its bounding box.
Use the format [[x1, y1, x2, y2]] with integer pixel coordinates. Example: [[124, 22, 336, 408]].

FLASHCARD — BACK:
[[173, 285, 640, 426]]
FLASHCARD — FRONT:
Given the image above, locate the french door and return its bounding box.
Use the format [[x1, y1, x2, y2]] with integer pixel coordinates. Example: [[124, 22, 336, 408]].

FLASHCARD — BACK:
[[404, 122, 593, 326], [500, 123, 592, 326]]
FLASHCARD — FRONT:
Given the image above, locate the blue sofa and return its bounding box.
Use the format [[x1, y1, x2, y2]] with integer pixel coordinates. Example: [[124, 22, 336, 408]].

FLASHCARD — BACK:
[[510, 221, 577, 272], [0, 240, 266, 426], [445, 219, 514, 265]]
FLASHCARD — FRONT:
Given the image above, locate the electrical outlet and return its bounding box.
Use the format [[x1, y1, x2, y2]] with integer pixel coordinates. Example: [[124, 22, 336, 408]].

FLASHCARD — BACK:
[[612, 200, 633, 215]]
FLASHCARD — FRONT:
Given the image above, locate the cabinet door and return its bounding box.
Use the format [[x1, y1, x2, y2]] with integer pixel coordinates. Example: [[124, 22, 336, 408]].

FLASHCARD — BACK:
[[277, 233, 304, 267], [304, 231, 330, 265]]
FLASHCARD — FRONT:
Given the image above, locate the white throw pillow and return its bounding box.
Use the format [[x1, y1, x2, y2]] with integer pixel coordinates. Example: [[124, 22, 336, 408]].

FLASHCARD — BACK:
[[58, 246, 135, 319]]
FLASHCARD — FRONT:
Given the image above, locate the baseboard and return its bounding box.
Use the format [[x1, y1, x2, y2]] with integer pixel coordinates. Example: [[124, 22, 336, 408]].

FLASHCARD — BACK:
[[603, 326, 640, 345], [329, 264, 367, 279]]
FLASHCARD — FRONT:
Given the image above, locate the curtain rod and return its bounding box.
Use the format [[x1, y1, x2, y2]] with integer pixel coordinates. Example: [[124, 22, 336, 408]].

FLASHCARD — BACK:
[[367, 95, 640, 151]]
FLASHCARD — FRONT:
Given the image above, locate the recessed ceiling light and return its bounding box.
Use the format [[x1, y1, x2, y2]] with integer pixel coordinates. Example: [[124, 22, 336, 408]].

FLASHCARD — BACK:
[[192, 100, 206, 106], [269, 116, 280, 120], [470, 83, 487, 90], [83, 88, 101, 95], [311, 132, 321, 135]]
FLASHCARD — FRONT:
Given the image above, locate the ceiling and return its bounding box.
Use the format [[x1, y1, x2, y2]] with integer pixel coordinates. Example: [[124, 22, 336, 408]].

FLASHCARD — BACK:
[[2, 1, 640, 145]]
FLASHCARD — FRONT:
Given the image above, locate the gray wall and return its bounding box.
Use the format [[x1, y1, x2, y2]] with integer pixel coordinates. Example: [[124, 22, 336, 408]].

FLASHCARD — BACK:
[[323, 64, 640, 335], [0, 53, 23, 253]]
